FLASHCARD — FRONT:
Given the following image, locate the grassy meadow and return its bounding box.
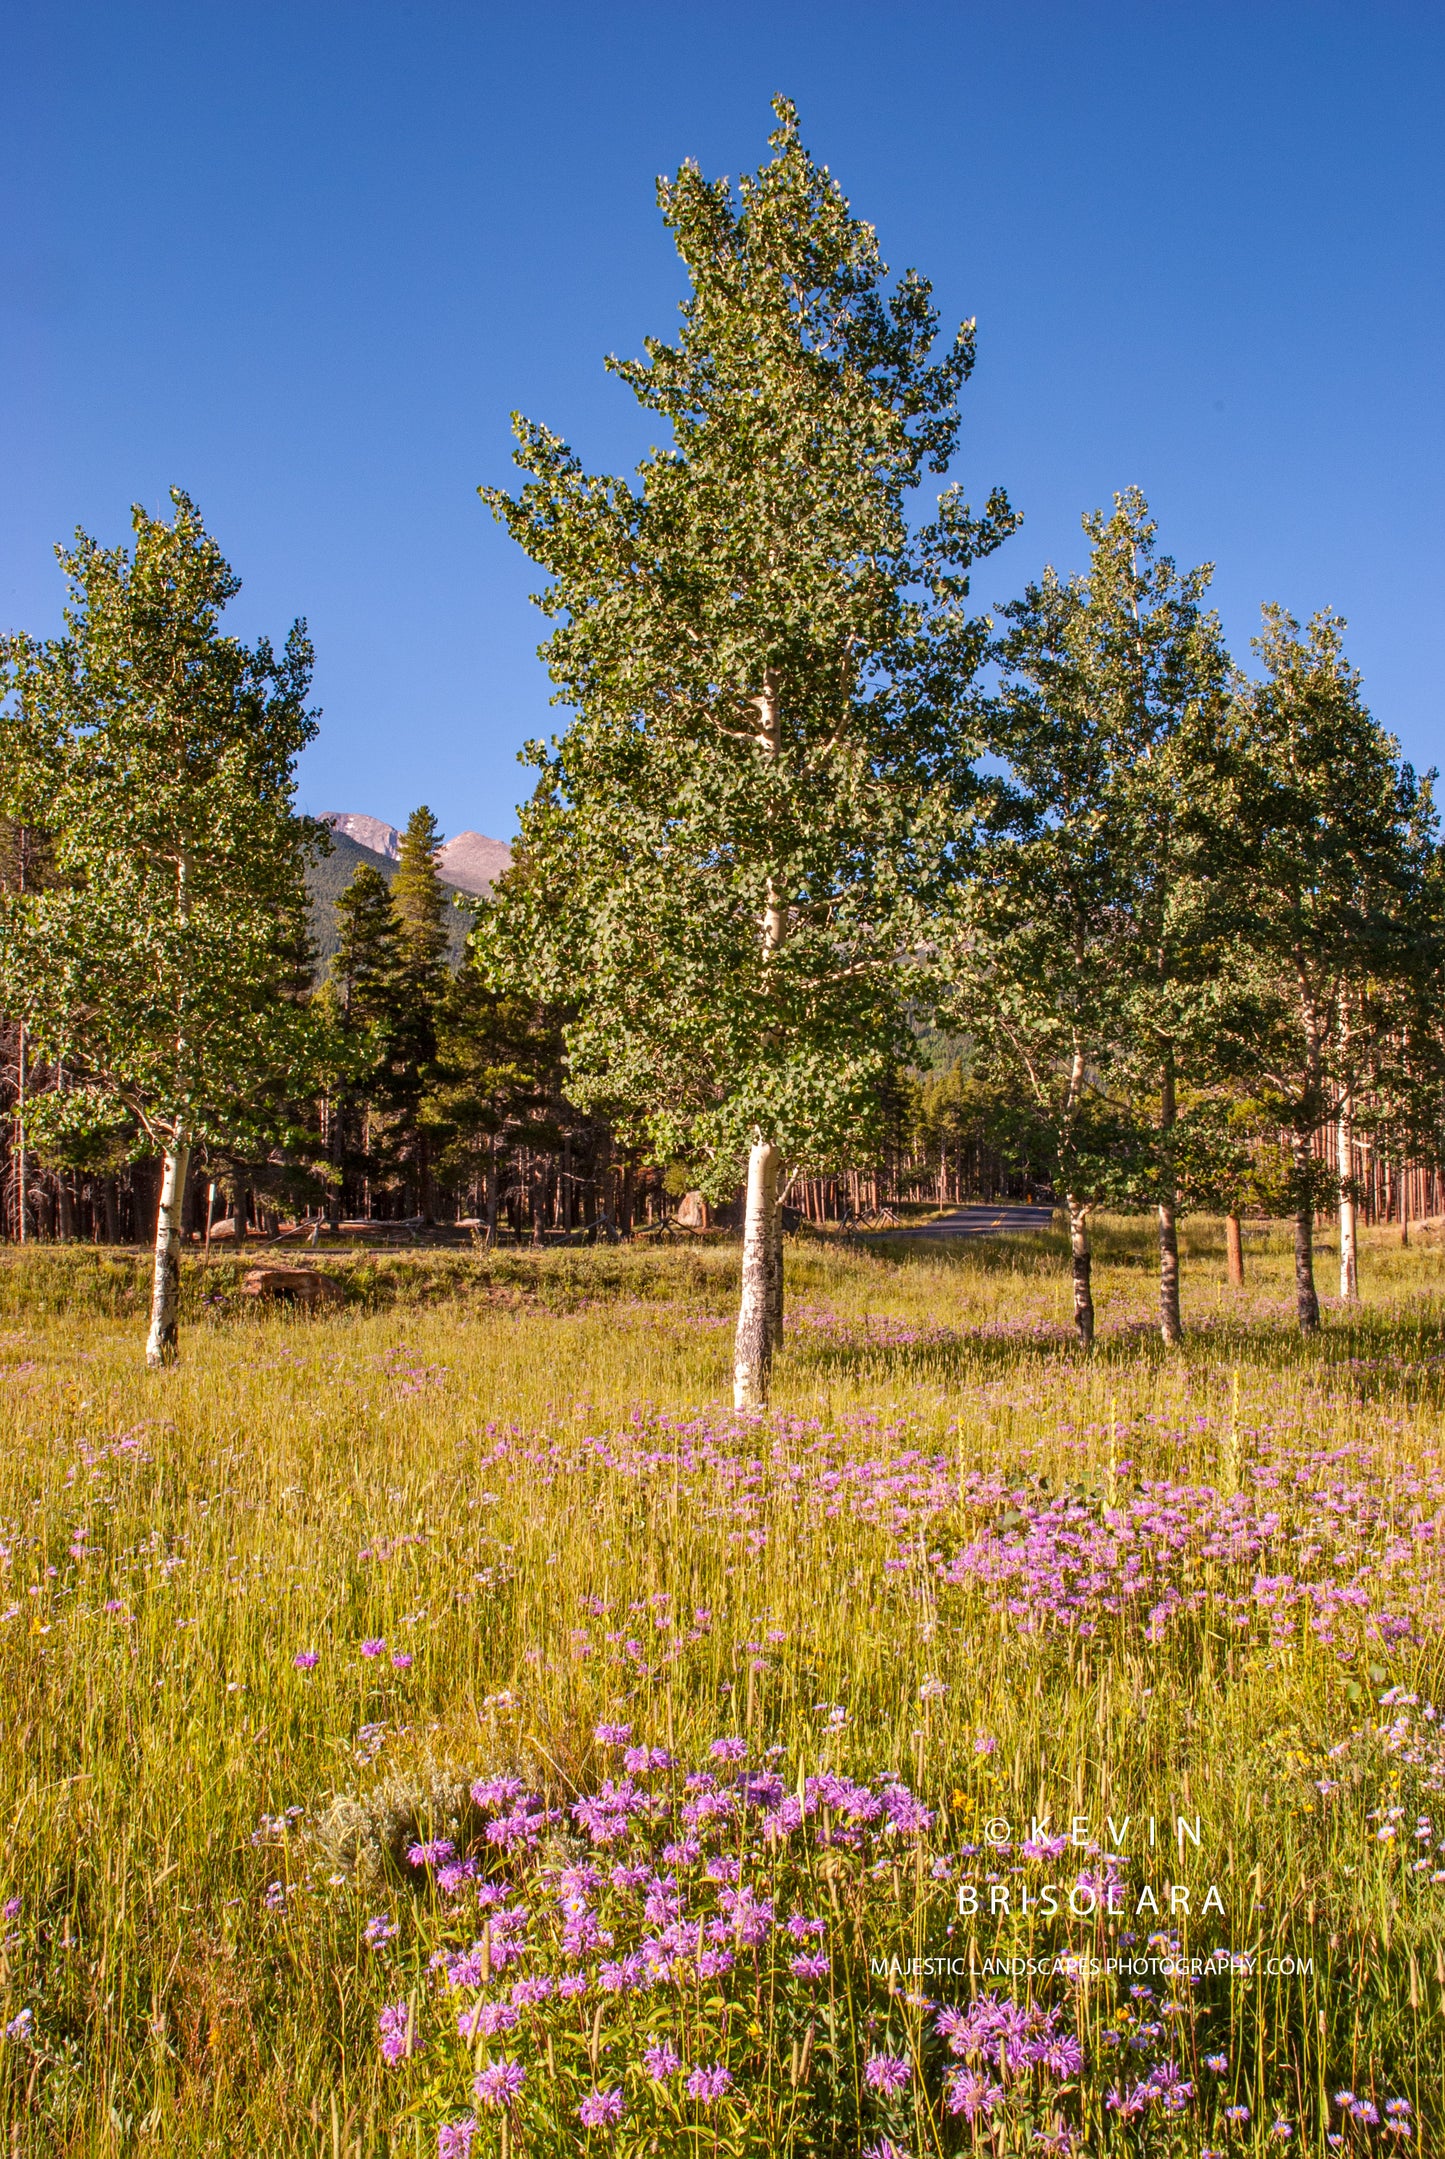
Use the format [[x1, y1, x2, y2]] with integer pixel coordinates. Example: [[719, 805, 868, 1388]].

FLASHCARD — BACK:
[[1, 1217, 1443, 2156]]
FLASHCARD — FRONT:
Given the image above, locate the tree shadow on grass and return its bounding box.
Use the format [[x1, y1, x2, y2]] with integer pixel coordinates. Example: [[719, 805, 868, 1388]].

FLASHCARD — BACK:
[[775, 1293, 1445, 1408]]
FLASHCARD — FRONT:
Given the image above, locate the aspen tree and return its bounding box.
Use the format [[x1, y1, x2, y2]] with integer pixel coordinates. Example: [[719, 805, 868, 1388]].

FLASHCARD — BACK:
[[1213, 609, 1439, 1332], [478, 101, 1014, 1405], [0, 492, 325, 1363]]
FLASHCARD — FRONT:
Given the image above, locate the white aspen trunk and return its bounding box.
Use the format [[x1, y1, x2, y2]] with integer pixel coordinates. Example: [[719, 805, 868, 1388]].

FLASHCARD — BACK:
[[1294, 1015, 1323, 1331], [1157, 1054, 1183, 1345], [145, 1137, 191, 1368], [732, 666, 786, 1409], [1338, 1103, 1359, 1303], [734, 1138, 779, 1410], [1066, 1194, 1094, 1348], [1291, 1132, 1320, 1333], [482, 1133, 497, 1247], [14, 1020, 25, 1245]]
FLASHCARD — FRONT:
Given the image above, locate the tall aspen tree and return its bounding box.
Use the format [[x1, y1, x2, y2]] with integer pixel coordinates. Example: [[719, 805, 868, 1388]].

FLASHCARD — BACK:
[[478, 102, 1013, 1406], [1213, 610, 1438, 1332], [0, 492, 325, 1363]]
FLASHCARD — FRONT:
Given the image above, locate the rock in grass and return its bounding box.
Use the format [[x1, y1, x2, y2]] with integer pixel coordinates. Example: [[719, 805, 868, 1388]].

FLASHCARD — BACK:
[[241, 1267, 344, 1309]]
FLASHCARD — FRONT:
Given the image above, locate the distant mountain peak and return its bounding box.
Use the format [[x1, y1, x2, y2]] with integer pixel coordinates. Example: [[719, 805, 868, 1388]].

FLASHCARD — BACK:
[[438, 830, 512, 895], [321, 811, 400, 859], [320, 812, 511, 896]]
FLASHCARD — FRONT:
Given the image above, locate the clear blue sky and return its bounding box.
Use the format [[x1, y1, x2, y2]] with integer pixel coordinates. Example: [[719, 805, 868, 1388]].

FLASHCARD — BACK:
[[4, 1, 1440, 842]]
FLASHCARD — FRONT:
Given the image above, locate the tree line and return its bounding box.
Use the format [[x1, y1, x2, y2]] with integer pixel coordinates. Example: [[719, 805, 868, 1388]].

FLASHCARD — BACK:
[[2, 100, 1441, 1390]]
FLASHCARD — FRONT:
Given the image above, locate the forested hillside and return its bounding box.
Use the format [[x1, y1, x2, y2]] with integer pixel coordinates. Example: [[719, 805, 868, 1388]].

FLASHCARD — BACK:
[[306, 826, 474, 964]]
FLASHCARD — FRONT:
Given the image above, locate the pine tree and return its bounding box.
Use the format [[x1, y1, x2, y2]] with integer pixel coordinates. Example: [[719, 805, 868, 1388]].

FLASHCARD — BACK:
[[323, 861, 403, 1214], [388, 807, 451, 1218], [422, 951, 567, 1237], [332, 863, 402, 1030]]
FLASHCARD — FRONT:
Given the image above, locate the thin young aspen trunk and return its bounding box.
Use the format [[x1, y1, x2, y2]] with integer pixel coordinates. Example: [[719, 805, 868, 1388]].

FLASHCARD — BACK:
[[1291, 1133, 1320, 1333], [147, 841, 193, 1364], [732, 667, 786, 1411], [1157, 1052, 1183, 1345], [485, 1135, 499, 1249], [1060, 1035, 1092, 1346], [1225, 1213, 1245, 1287], [1066, 1194, 1094, 1349], [14, 835, 26, 1245], [1338, 1102, 1359, 1303], [145, 1137, 191, 1368], [734, 1138, 779, 1411], [15, 1020, 25, 1245]]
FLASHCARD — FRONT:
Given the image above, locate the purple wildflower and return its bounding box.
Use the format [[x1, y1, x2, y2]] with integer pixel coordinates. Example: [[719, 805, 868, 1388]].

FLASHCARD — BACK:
[[472, 2058, 526, 2108], [945, 2069, 1003, 2121], [643, 2040, 681, 2080], [686, 2064, 733, 2104], [360, 1638, 386, 1658], [436, 2123, 477, 2159], [293, 1650, 319, 1669], [377, 2001, 413, 2064], [594, 1721, 633, 1745], [624, 1745, 674, 1773], [576, 2087, 625, 2128], [474, 2002, 519, 2035], [406, 1839, 456, 1868], [864, 2052, 912, 2095], [470, 1775, 526, 1809]]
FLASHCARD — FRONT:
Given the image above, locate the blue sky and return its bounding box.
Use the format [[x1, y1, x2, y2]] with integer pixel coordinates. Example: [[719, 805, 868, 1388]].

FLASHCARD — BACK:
[[4, 1, 1440, 842]]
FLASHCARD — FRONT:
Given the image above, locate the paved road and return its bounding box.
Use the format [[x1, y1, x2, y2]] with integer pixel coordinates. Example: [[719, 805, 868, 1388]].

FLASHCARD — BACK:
[[868, 1203, 1057, 1239]]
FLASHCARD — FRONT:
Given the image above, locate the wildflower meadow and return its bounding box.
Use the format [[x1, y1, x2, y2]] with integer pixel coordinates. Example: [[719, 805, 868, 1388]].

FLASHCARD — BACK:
[[1, 1216, 1443, 2155]]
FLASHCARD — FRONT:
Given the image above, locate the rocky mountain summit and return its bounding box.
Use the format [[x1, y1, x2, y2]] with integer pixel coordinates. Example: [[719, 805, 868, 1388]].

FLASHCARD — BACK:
[[320, 813, 512, 896]]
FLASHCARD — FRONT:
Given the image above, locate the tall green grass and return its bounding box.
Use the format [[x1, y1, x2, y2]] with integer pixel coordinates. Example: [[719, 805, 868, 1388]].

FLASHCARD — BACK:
[[0, 1219, 1441, 2154]]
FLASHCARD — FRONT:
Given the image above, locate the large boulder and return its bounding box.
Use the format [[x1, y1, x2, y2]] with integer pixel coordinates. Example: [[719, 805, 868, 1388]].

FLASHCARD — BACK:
[[241, 1267, 345, 1309]]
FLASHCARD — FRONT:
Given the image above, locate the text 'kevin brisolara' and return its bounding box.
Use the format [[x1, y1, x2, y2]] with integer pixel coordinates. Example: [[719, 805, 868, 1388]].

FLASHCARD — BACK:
[[955, 1876, 1226, 1919]]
